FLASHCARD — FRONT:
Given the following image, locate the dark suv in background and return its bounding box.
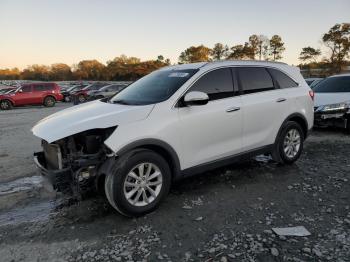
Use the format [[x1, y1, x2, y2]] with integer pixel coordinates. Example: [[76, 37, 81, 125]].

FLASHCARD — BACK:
[[0, 83, 63, 110]]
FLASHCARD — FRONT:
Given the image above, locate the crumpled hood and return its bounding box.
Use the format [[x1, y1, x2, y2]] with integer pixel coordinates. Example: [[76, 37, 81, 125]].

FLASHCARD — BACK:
[[314, 92, 350, 107], [32, 100, 154, 143]]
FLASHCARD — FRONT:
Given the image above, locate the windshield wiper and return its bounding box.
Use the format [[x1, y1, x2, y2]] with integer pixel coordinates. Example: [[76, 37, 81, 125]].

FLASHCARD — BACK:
[[111, 99, 132, 105]]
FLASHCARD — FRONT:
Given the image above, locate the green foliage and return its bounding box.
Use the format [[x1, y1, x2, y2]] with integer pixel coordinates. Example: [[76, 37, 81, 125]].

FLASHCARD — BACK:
[[227, 43, 254, 60], [269, 35, 285, 61], [178, 45, 212, 63], [322, 23, 350, 73], [210, 43, 229, 61], [299, 47, 321, 63]]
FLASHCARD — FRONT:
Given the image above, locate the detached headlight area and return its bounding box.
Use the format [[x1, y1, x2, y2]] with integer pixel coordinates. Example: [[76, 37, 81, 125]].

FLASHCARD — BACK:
[[315, 102, 350, 113], [314, 101, 350, 129]]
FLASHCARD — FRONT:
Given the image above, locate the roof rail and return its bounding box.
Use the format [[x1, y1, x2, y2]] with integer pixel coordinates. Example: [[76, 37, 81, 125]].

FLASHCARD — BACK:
[[208, 59, 288, 65]]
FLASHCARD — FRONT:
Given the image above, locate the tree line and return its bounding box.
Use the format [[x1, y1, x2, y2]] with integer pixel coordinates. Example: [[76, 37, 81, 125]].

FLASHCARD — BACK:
[[0, 55, 171, 81], [0, 34, 285, 81], [299, 23, 350, 74], [0, 23, 348, 81], [179, 34, 285, 63]]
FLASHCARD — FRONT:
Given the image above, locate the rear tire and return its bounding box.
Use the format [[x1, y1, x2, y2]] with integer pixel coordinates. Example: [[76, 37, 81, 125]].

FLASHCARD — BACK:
[[0, 100, 13, 110], [43, 96, 56, 107], [272, 121, 304, 164], [104, 149, 171, 217]]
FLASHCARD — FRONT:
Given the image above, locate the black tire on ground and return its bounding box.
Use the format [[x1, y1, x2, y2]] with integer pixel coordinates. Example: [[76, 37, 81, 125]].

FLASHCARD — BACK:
[[43, 96, 56, 107], [104, 149, 171, 217], [272, 121, 304, 165], [0, 100, 13, 110]]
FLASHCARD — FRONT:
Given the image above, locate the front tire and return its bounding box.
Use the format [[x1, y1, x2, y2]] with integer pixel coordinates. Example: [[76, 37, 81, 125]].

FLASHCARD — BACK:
[[272, 121, 304, 164], [0, 100, 13, 110], [78, 94, 86, 103], [43, 96, 56, 107], [105, 149, 171, 217]]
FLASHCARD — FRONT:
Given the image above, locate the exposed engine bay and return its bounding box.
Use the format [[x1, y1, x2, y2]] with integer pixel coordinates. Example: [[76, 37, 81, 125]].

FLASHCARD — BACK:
[[35, 127, 116, 196]]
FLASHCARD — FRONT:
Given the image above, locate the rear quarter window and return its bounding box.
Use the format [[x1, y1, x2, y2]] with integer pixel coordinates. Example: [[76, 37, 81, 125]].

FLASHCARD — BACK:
[[268, 68, 298, 88], [33, 85, 50, 91]]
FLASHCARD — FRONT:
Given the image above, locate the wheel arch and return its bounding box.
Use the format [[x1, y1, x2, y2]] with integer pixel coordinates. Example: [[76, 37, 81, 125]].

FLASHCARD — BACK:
[[43, 95, 56, 102], [0, 98, 14, 107], [276, 113, 309, 142], [116, 139, 181, 181]]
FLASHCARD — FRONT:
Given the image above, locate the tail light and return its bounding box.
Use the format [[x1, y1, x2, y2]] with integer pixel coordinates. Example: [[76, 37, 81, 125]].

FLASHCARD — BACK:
[[309, 90, 314, 101]]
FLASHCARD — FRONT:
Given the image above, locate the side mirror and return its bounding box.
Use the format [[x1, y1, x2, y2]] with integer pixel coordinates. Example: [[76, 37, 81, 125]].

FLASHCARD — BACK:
[[184, 91, 209, 106], [18, 89, 23, 93]]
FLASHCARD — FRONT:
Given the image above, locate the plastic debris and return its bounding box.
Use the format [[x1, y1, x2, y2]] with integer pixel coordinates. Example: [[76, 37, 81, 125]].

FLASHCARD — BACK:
[[272, 226, 311, 237]]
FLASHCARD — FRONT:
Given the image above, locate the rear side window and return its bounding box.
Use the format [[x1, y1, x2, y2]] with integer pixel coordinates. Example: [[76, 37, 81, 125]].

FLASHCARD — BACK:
[[33, 85, 48, 91], [238, 67, 274, 94], [313, 76, 350, 93], [268, 68, 298, 88], [190, 68, 234, 100]]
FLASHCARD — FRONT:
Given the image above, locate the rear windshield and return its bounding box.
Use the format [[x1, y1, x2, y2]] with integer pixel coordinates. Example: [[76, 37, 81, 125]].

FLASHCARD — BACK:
[[110, 69, 198, 105], [313, 76, 350, 93]]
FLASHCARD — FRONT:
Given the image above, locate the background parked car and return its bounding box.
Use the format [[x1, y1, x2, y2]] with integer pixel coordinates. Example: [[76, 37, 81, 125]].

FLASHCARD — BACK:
[[71, 82, 109, 104], [87, 83, 129, 101], [0, 82, 63, 110], [0, 87, 16, 95], [305, 78, 323, 89], [61, 84, 88, 102], [314, 74, 350, 131]]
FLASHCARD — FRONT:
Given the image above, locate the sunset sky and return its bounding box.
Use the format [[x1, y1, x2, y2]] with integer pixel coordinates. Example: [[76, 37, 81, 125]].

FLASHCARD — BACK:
[[0, 0, 349, 69]]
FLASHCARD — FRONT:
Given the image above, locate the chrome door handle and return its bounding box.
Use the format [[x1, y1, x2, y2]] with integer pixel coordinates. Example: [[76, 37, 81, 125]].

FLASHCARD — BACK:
[[276, 98, 286, 103], [226, 106, 240, 113]]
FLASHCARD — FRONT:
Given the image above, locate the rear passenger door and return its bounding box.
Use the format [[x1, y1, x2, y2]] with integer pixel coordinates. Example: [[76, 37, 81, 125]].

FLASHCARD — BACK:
[[178, 68, 243, 169], [237, 67, 292, 152], [32, 84, 47, 104]]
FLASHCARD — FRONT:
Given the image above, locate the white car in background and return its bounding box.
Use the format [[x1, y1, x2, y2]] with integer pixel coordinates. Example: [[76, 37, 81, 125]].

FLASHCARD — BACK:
[[305, 77, 323, 89], [314, 74, 350, 131], [32, 61, 314, 217]]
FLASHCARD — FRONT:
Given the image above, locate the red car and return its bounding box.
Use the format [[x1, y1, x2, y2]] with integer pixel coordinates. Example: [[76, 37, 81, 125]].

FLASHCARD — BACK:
[[0, 83, 63, 110]]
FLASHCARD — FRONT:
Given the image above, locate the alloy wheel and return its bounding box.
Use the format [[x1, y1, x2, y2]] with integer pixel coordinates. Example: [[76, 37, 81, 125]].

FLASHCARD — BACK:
[[1, 101, 9, 109], [123, 163, 163, 207], [283, 128, 301, 158]]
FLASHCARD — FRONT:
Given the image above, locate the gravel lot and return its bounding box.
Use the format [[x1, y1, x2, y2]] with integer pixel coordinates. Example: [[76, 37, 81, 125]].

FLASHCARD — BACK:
[[0, 103, 349, 261]]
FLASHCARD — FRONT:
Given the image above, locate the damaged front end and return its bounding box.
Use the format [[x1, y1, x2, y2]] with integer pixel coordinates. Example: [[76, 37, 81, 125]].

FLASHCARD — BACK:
[[34, 127, 116, 196]]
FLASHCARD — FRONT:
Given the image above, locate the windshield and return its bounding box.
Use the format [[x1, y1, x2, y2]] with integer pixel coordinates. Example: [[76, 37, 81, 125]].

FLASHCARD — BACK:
[[313, 76, 350, 93], [110, 69, 198, 105]]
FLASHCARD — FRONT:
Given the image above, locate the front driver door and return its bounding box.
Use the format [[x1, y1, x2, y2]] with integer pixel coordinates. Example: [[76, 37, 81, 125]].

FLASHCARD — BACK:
[[14, 85, 32, 105], [178, 68, 243, 170]]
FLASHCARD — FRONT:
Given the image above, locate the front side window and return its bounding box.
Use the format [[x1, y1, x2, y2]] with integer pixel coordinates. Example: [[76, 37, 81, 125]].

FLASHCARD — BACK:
[[313, 76, 350, 93], [20, 86, 31, 92], [110, 69, 198, 105], [268, 68, 298, 88], [238, 67, 274, 94], [189, 68, 234, 100]]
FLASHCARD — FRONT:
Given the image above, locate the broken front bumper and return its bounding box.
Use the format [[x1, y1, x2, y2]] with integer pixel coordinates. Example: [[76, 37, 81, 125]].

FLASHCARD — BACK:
[[314, 111, 349, 129], [34, 151, 73, 193]]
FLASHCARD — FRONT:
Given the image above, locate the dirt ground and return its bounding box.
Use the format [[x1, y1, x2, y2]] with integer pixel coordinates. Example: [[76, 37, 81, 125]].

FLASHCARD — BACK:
[[0, 103, 349, 262]]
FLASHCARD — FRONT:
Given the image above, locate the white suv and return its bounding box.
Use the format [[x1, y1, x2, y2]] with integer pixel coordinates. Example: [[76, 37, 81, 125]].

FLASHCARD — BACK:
[[32, 61, 314, 217]]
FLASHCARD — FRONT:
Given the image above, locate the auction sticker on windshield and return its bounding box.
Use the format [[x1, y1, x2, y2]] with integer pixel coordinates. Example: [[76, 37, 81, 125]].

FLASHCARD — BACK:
[[168, 72, 189, 77]]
